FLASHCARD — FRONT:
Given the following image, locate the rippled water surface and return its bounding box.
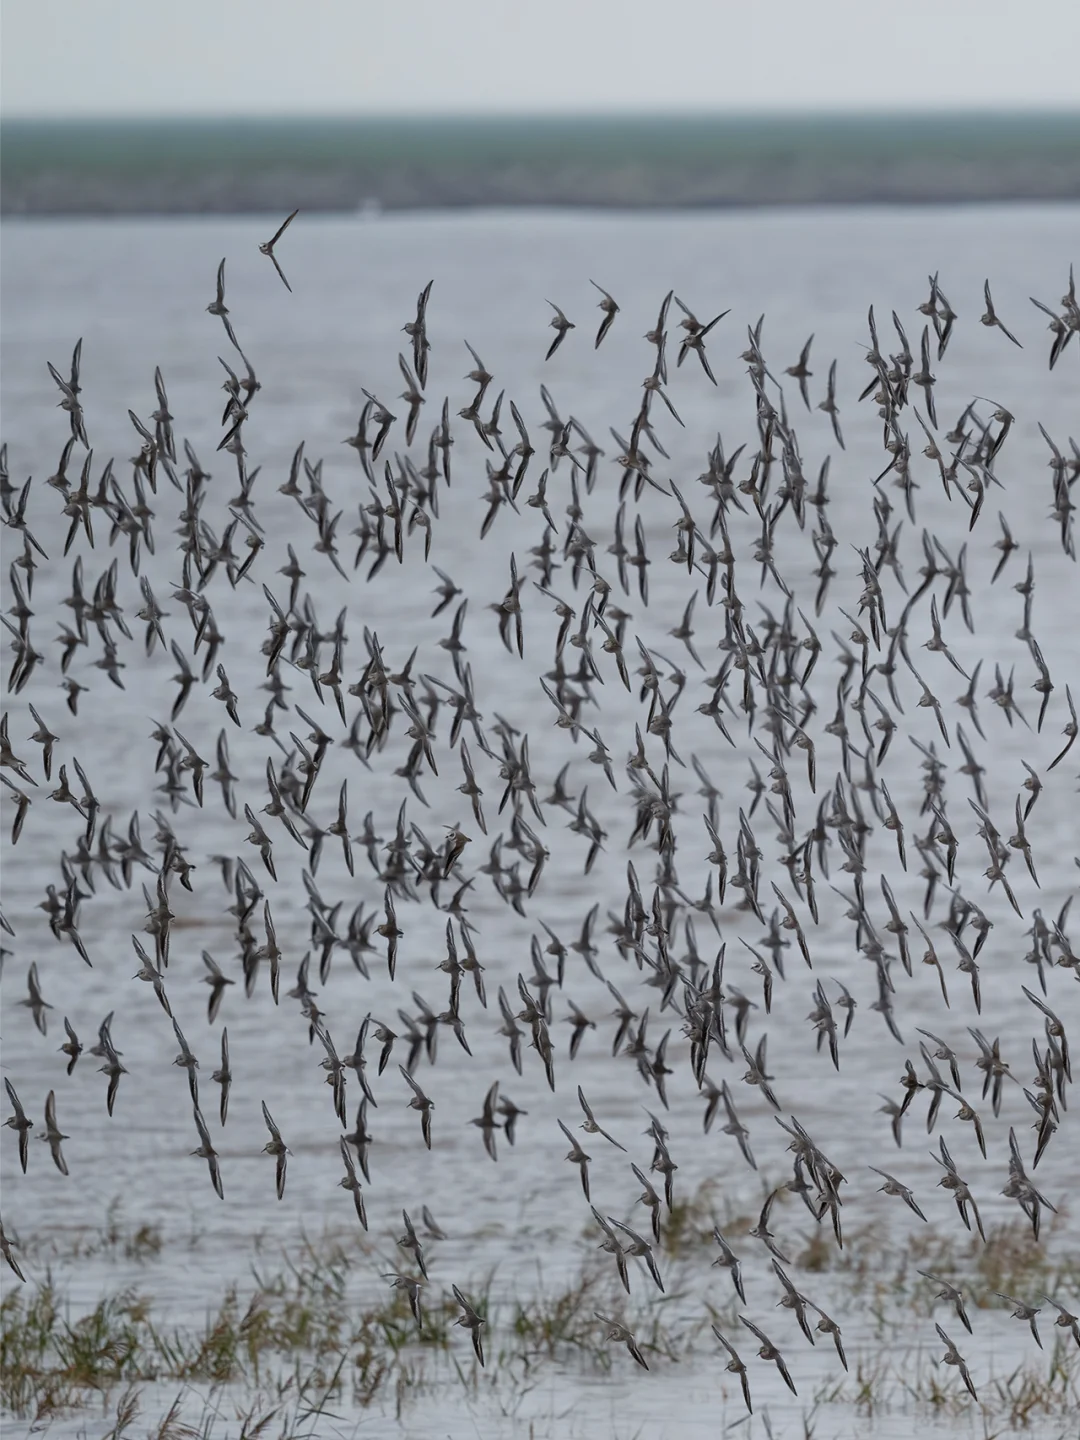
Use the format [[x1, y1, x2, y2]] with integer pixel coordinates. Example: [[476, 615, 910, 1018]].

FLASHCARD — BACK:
[[1, 207, 1079, 1438]]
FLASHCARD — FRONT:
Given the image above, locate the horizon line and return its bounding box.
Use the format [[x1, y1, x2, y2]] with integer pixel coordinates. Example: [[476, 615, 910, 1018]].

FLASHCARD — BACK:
[[5, 104, 1080, 124]]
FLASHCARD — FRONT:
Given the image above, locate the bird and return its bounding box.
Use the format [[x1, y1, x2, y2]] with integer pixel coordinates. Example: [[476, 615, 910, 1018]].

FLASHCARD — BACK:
[[20, 962, 54, 1034], [206, 258, 239, 347], [869, 1166, 926, 1220], [26, 703, 57, 780], [711, 1228, 746, 1302], [577, 1085, 626, 1150], [675, 297, 728, 382], [739, 1315, 797, 1395], [398, 1211, 428, 1278], [1, 712, 37, 786], [1, 773, 31, 844], [201, 951, 235, 1024], [470, 1080, 501, 1161], [1043, 1296, 1080, 1348], [260, 1102, 290, 1200], [384, 1271, 425, 1330], [772, 1258, 816, 1344], [378, 888, 402, 979], [544, 302, 575, 360], [452, 1285, 486, 1366], [338, 1138, 368, 1229], [557, 1119, 592, 1200], [590, 281, 619, 348], [920, 1271, 972, 1333], [809, 1301, 848, 1370], [4, 1081, 33, 1173], [595, 1312, 648, 1369], [97, 1027, 128, 1119], [980, 279, 1022, 347], [629, 1162, 663, 1244], [0, 1219, 26, 1283], [784, 334, 814, 410], [1047, 684, 1077, 769], [935, 1323, 978, 1399], [712, 1326, 753, 1412], [994, 1292, 1042, 1347], [211, 1029, 231, 1126], [38, 1091, 69, 1176], [259, 209, 299, 292], [608, 1216, 664, 1292], [817, 359, 845, 449], [403, 279, 433, 388], [191, 1105, 223, 1199], [59, 1017, 83, 1076], [400, 1064, 434, 1149]]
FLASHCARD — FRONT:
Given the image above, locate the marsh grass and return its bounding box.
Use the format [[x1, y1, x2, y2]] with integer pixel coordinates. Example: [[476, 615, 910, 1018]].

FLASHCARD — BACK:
[[8, 1199, 167, 1269], [652, 1177, 1080, 1297], [510, 1260, 610, 1365], [0, 1246, 436, 1424], [883, 1339, 1080, 1430], [0, 1238, 692, 1426], [3, 1215, 1079, 1432]]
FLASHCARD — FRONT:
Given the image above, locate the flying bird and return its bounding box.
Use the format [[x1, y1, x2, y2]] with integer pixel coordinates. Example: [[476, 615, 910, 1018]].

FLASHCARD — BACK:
[[259, 209, 299, 292]]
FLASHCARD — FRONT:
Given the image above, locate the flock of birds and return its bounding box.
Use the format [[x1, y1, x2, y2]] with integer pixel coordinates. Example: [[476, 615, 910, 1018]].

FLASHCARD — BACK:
[[2, 211, 1080, 1413]]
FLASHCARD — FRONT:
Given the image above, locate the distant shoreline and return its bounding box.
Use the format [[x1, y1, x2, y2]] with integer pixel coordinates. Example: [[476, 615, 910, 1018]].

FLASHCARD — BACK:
[[6, 195, 1080, 219], [3, 112, 1078, 216]]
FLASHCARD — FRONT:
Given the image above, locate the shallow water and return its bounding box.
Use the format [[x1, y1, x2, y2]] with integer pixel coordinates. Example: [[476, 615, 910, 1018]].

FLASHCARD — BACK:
[[1, 207, 1078, 1437]]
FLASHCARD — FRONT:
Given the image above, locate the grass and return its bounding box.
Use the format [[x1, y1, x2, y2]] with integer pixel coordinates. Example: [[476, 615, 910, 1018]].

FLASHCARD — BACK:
[[3, 1210, 1079, 1433], [0, 1230, 695, 1428], [12, 1197, 167, 1267], [510, 1264, 608, 1365], [0, 1250, 432, 1424]]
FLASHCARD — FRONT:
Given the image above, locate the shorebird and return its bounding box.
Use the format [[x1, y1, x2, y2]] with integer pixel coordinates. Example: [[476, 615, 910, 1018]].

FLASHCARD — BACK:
[[260, 1102, 290, 1199], [935, 1323, 978, 1399], [980, 278, 1022, 347], [595, 1312, 648, 1369], [452, 1285, 486, 1365], [545, 302, 575, 360], [259, 209, 299, 292], [712, 1326, 753, 1412], [739, 1315, 797, 1395], [4, 1081, 32, 1173], [590, 281, 620, 348]]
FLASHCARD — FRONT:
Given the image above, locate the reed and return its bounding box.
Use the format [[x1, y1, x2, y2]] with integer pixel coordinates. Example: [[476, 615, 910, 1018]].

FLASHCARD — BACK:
[[3, 1219, 1078, 1430]]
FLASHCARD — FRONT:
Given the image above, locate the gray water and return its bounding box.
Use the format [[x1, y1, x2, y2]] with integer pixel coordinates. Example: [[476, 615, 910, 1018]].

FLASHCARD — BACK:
[[1, 207, 1079, 1438]]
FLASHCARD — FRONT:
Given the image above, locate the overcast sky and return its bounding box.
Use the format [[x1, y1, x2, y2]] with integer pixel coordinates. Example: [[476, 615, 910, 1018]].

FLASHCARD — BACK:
[[3, 0, 1079, 116]]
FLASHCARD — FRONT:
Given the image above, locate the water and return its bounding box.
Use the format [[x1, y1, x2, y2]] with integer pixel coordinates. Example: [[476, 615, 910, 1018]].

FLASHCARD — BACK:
[[1, 207, 1078, 1438]]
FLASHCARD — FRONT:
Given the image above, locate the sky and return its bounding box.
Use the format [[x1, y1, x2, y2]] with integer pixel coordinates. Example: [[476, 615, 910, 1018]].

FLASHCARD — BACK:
[[3, 0, 1079, 116]]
